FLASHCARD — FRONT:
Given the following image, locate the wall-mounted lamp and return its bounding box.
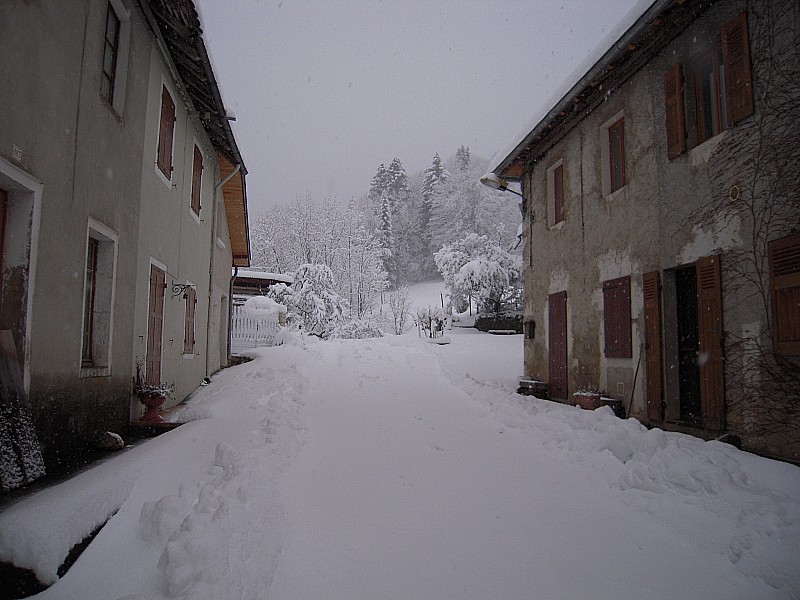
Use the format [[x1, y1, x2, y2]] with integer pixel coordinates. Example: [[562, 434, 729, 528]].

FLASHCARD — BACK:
[[480, 173, 523, 198], [172, 283, 196, 299]]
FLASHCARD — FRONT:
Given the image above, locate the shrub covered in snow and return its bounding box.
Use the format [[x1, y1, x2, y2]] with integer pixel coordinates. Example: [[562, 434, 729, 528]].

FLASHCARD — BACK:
[[330, 319, 384, 340], [268, 264, 349, 338]]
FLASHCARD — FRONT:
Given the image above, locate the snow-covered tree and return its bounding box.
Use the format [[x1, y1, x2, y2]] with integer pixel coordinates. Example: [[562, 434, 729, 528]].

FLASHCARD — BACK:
[[340, 202, 388, 318], [434, 233, 522, 314], [429, 151, 521, 253], [455, 145, 470, 171], [272, 264, 349, 338]]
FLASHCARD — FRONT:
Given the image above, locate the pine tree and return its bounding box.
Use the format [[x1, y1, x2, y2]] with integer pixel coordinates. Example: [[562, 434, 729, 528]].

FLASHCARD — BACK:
[[377, 188, 397, 287], [456, 145, 470, 171]]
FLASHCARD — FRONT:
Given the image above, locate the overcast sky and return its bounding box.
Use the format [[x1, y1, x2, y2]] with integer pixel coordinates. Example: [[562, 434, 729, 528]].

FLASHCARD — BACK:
[[194, 0, 642, 216]]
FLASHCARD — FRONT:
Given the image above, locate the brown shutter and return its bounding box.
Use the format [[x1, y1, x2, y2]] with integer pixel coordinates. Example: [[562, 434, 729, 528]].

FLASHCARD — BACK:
[[643, 271, 663, 421], [548, 291, 568, 400], [696, 255, 725, 430], [191, 145, 203, 215], [769, 233, 800, 355], [603, 276, 632, 358], [183, 287, 197, 354], [146, 265, 166, 385], [722, 12, 754, 124], [664, 64, 686, 159], [157, 86, 176, 178]]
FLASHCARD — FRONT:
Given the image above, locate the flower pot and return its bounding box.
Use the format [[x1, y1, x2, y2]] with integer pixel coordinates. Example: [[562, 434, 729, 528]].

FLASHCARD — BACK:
[[572, 392, 603, 410], [139, 393, 166, 423]]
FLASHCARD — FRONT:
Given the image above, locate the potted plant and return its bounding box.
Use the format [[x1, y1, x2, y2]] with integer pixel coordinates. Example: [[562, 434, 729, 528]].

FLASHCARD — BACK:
[[133, 360, 174, 423], [572, 389, 603, 410]]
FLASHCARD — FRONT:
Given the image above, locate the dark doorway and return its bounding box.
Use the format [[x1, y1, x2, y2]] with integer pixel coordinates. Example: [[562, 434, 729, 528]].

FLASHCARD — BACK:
[[675, 266, 700, 422]]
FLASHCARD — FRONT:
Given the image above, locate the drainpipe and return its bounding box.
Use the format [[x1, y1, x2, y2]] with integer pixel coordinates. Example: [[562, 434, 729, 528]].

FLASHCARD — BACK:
[[206, 163, 241, 375]]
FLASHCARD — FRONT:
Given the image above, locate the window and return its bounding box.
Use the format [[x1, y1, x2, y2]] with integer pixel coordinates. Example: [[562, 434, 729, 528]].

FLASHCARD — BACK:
[[695, 44, 728, 144], [547, 161, 565, 226], [81, 221, 118, 376], [101, 4, 120, 104], [157, 85, 176, 179], [183, 285, 197, 354], [608, 118, 625, 193], [81, 238, 99, 366], [191, 144, 203, 216], [665, 12, 753, 154], [603, 275, 632, 358], [99, 0, 130, 115], [769, 233, 800, 355]]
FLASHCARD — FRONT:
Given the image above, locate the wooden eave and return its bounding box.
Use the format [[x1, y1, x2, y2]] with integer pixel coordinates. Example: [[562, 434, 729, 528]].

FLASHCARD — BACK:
[[219, 152, 251, 268], [497, 0, 717, 180], [144, 0, 251, 265]]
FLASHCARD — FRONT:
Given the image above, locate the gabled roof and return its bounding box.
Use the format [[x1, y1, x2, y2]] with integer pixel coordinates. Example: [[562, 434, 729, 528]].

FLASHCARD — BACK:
[[141, 0, 250, 266], [492, 0, 718, 180]]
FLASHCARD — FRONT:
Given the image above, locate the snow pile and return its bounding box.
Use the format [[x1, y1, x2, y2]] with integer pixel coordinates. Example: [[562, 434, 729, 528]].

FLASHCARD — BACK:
[[242, 295, 286, 318], [329, 318, 383, 339], [0, 460, 139, 585]]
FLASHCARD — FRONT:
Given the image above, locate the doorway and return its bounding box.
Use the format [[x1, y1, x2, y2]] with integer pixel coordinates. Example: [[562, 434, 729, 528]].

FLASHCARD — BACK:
[[548, 291, 568, 400], [675, 266, 700, 422]]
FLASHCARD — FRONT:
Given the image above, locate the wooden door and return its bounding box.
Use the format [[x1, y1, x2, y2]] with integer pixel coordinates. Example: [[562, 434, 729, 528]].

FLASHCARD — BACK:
[[643, 271, 663, 421], [146, 265, 166, 385], [696, 255, 725, 430], [548, 291, 568, 400]]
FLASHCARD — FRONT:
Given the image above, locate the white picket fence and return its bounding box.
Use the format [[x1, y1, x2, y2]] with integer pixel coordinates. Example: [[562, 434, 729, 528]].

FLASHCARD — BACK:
[[230, 305, 281, 349]]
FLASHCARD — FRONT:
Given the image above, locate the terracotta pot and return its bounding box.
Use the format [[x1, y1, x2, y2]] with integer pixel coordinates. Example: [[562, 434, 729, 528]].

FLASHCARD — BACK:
[[572, 392, 603, 410], [139, 393, 166, 423]]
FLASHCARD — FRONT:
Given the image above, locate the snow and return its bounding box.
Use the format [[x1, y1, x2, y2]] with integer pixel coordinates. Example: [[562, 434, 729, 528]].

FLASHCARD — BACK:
[[488, 0, 656, 174], [234, 269, 293, 284], [242, 295, 286, 317], [1, 283, 799, 599]]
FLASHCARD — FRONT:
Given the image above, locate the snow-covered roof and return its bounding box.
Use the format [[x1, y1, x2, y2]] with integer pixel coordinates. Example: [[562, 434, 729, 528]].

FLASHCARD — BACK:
[[234, 269, 294, 284], [490, 0, 699, 178]]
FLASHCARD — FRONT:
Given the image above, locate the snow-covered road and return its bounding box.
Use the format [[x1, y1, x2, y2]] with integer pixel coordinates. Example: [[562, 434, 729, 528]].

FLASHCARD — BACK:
[[2, 328, 799, 599]]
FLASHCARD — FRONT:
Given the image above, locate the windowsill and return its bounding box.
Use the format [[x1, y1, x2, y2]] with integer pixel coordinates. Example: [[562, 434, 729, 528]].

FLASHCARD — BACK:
[[155, 163, 173, 189], [182, 352, 195, 360], [216, 238, 226, 249], [604, 184, 627, 202], [80, 366, 111, 378], [190, 207, 202, 225], [547, 220, 565, 231], [691, 130, 729, 167]]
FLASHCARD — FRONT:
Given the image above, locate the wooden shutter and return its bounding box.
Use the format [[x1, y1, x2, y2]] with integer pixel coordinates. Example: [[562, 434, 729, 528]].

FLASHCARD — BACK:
[[553, 164, 564, 224], [643, 271, 663, 421], [769, 233, 800, 355], [191, 145, 203, 215], [664, 64, 686, 159], [548, 291, 568, 400], [722, 12, 754, 124], [603, 276, 632, 358], [0, 189, 7, 278], [146, 265, 166, 385], [157, 86, 176, 178], [696, 255, 725, 430], [184, 287, 197, 354]]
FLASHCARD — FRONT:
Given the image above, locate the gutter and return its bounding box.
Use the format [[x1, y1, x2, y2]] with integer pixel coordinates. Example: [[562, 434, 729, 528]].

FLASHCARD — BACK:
[[494, 0, 674, 177], [205, 163, 241, 375]]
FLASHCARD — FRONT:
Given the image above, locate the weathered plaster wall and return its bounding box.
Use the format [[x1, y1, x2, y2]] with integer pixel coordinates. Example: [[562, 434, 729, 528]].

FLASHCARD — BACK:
[[0, 0, 150, 467]]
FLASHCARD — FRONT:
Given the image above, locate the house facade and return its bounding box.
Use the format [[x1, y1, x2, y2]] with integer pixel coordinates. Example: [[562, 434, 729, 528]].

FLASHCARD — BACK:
[[491, 0, 800, 462], [0, 0, 250, 477]]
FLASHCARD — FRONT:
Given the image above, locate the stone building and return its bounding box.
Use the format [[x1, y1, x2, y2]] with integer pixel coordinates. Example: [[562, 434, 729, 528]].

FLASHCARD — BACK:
[[490, 0, 800, 462]]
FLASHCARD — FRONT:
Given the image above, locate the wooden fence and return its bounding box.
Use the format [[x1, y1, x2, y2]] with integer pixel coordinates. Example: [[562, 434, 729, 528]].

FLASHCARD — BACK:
[[230, 305, 281, 348]]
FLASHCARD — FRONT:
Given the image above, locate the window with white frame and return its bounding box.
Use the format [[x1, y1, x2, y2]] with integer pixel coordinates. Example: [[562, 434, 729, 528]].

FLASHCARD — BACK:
[[81, 221, 118, 376], [100, 0, 131, 116], [600, 112, 626, 196]]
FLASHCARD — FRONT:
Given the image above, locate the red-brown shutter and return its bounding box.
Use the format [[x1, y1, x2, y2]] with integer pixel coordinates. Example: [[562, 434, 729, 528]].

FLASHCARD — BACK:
[[722, 12, 754, 124], [643, 271, 663, 421], [191, 146, 203, 215], [184, 287, 197, 354], [696, 255, 725, 430], [768, 233, 800, 355], [548, 291, 568, 400], [0, 189, 7, 277], [146, 265, 166, 385], [664, 64, 686, 159], [603, 276, 632, 358], [553, 164, 564, 224], [157, 86, 176, 178]]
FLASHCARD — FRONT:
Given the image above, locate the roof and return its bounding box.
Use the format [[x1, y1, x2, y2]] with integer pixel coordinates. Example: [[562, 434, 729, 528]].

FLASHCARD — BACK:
[[141, 0, 251, 265], [492, 0, 718, 179], [235, 269, 294, 284]]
